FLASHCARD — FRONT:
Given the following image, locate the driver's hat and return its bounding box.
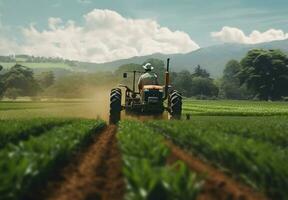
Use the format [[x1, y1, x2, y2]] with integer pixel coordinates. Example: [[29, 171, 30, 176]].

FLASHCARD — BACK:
[[143, 63, 154, 70]]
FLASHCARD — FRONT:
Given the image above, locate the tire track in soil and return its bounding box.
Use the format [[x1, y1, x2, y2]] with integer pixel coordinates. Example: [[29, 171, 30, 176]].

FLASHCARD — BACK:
[[44, 125, 125, 200], [166, 141, 269, 200]]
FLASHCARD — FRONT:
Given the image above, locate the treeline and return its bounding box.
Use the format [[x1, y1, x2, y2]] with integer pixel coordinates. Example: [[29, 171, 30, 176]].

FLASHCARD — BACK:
[[0, 48, 287, 101], [0, 55, 77, 66], [171, 66, 218, 99], [223, 49, 288, 100], [172, 49, 288, 101], [0, 65, 55, 99]]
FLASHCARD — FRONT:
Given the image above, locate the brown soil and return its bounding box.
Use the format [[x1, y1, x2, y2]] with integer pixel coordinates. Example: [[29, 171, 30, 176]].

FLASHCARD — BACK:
[[44, 125, 125, 200], [166, 141, 269, 200]]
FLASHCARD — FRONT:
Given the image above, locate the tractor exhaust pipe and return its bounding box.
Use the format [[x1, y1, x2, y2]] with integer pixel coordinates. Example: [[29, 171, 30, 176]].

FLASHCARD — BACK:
[[164, 58, 170, 100]]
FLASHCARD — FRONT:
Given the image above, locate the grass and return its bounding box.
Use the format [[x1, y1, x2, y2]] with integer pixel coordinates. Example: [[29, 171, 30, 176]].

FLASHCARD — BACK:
[[147, 116, 288, 199], [0, 119, 105, 200]]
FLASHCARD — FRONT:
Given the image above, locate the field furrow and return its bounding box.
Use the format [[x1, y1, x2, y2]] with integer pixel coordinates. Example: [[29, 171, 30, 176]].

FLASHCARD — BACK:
[[118, 120, 203, 200], [0, 119, 105, 200], [43, 125, 125, 200], [166, 140, 267, 200], [147, 120, 288, 199]]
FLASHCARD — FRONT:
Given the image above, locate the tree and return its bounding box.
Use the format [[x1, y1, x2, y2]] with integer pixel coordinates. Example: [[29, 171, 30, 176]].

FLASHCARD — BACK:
[[3, 64, 39, 97], [223, 60, 241, 80], [240, 49, 288, 100], [38, 71, 55, 88], [192, 65, 210, 78], [191, 77, 218, 97], [0, 81, 3, 99], [4, 88, 22, 100], [0, 65, 3, 98], [172, 70, 193, 97], [221, 60, 248, 99]]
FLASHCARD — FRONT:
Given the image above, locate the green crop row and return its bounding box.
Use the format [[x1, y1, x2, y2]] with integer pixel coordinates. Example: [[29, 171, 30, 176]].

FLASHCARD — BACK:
[[118, 120, 202, 200], [0, 118, 76, 148], [0, 119, 105, 200], [147, 120, 288, 199], [163, 116, 288, 148], [182, 100, 288, 116]]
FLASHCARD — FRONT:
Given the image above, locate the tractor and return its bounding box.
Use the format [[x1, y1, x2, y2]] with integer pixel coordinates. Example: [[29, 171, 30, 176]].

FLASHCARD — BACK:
[[109, 58, 182, 123]]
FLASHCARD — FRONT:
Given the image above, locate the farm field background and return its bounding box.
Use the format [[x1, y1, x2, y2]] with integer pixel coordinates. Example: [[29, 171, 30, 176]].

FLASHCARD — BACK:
[[0, 99, 287, 199], [183, 100, 288, 116], [0, 99, 109, 120], [1, 99, 288, 120]]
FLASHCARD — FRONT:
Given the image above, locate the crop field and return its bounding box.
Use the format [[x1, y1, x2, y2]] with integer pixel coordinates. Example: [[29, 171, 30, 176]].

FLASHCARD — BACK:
[[183, 100, 288, 116], [0, 100, 109, 120], [118, 121, 202, 200], [147, 117, 288, 199], [0, 99, 287, 200], [0, 118, 105, 199]]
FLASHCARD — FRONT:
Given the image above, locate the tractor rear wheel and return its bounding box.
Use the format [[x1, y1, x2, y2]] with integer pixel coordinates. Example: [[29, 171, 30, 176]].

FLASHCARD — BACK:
[[169, 90, 182, 119], [109, 88, 122, 123]]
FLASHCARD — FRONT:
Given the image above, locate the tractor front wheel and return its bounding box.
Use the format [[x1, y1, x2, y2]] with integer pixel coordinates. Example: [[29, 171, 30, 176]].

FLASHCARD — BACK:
[[169, 90, 182, 119], [109, 88, 122, 123]]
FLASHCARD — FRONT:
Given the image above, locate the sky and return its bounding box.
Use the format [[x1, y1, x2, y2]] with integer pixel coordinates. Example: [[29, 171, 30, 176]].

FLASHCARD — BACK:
[[0, 0, 287, 62]]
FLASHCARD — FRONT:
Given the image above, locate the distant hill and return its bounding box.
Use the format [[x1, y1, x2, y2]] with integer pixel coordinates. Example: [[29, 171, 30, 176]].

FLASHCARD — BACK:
[[1, 39, 287, 77], [88, 39, 288, 77]]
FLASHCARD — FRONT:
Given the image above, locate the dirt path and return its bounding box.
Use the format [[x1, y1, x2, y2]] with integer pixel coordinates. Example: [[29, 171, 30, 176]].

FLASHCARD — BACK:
[[166, 141, 268, 200], [45, 125, 125, 200]]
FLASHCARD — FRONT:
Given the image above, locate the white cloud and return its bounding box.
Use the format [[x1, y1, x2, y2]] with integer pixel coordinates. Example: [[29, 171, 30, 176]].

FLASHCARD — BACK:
[[0, 9, 199, 63], [211, 26, 288, 44], [0, 18, 19, 55], [0, 38, 20, 56]]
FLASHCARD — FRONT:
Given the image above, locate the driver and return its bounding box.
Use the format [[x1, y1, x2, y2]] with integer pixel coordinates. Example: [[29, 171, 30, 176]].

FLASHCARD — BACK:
[[138, 63, 159, 91]]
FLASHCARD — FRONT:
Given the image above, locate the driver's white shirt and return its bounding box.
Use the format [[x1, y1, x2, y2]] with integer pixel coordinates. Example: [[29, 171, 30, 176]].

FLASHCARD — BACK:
[[138, 72, 158, 89]]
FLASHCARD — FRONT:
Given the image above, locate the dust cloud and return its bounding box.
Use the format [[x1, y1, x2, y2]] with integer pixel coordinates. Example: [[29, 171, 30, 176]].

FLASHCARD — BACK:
[[0, 84, 170, 122], [78, 86, 169, 122]]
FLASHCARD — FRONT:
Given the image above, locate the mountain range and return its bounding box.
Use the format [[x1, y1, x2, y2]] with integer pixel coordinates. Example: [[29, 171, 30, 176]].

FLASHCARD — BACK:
[[84, 39, 288, 77], [1, 39, 287, 78]]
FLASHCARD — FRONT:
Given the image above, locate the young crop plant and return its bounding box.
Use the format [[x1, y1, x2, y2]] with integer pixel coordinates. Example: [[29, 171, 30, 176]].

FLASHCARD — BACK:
[[147, 120, 288, 199], [0, 118, 76, 148], [0, 119, 105, 200], [118, 120, 202, 200]]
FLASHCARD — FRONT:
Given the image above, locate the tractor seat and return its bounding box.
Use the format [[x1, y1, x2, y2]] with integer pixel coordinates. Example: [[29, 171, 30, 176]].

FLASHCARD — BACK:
[[142, 85, 163, 90]]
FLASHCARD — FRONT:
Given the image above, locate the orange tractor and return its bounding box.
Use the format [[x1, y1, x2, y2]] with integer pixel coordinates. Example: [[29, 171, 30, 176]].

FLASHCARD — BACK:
[[109, 58, 182, 123]]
